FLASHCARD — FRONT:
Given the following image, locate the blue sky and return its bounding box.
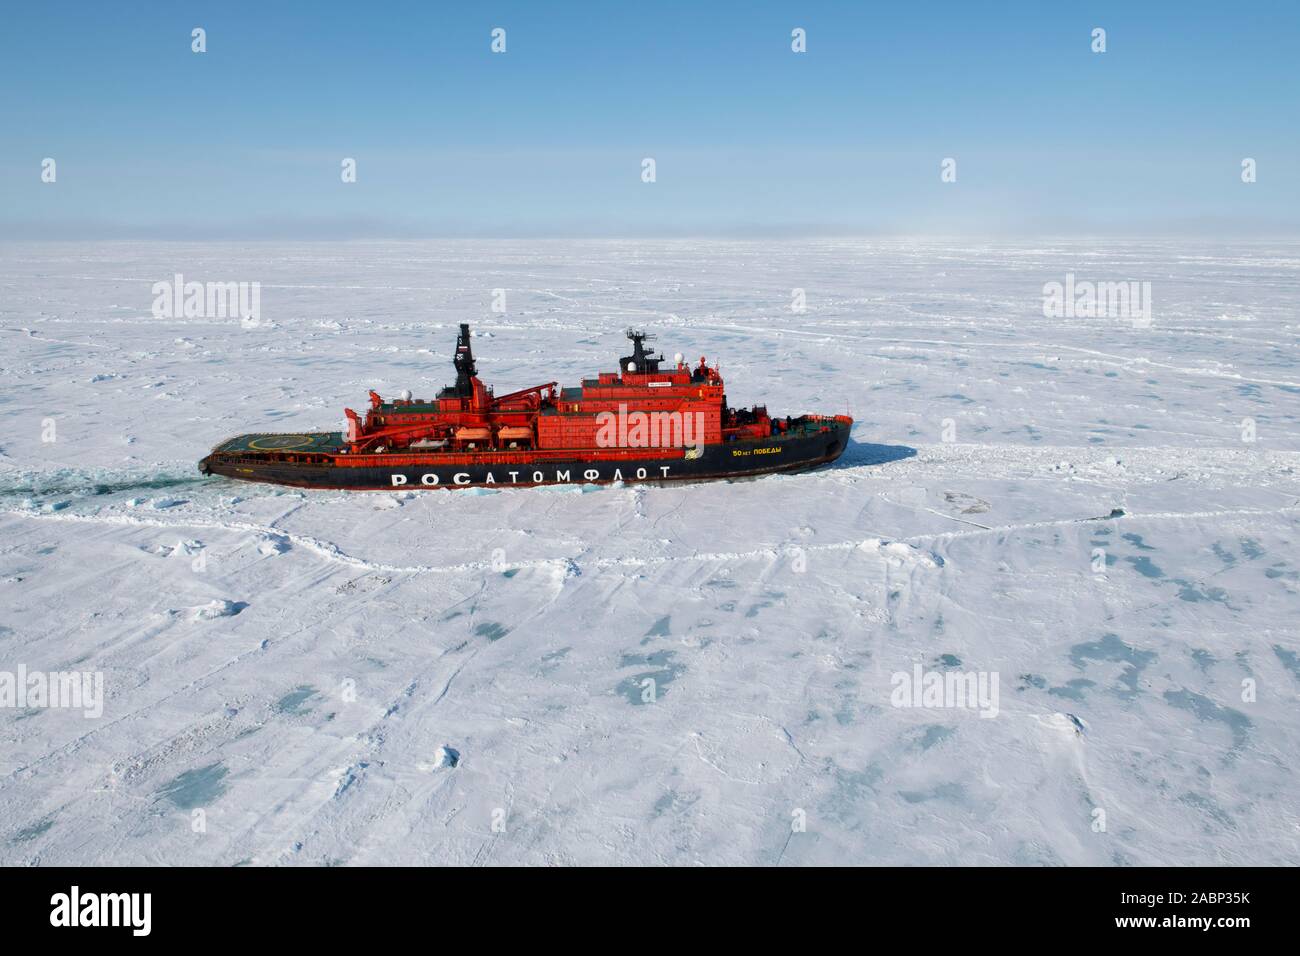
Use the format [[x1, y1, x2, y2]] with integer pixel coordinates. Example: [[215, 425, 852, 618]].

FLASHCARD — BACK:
[[2, 0, 1297, 237]]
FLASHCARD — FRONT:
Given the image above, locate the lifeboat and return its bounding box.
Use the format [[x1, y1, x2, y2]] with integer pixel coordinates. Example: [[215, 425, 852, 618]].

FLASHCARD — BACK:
[[496, 426, 534, 446]]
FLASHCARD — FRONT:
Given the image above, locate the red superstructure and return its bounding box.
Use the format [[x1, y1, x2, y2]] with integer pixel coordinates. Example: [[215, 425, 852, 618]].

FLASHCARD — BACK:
[[341, 325, 774, 457]]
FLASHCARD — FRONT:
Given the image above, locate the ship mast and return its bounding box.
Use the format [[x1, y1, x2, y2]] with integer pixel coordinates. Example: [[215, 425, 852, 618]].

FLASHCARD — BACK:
[[440, 322, 478, 399], [620, 328, 661, 374]]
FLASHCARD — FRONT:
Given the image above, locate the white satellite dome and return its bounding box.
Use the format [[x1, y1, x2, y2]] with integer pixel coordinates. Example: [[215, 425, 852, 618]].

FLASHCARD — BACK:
[[673, 352, 683, 364], [626, 361, 636, 372], [399, 389, 412, 401]]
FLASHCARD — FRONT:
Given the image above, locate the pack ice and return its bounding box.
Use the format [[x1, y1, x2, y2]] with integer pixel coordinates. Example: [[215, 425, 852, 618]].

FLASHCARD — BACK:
[[1, 239, 1297, 866]]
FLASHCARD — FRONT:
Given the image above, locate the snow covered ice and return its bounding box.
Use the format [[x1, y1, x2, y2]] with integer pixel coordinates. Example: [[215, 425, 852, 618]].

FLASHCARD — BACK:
[[1, 238, 1298, 865]]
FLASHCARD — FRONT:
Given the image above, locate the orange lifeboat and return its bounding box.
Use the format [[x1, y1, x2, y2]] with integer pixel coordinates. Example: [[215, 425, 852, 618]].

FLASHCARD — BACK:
[[496, 426, 533, 444], [455, 426, 492, 443]]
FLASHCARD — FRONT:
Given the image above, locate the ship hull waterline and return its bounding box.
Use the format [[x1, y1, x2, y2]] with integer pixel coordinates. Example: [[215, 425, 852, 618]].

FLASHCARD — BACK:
[[200, 422, 851, 491]]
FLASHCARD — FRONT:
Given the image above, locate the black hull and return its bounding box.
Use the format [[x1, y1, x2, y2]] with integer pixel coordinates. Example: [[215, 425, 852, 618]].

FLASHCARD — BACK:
[[200, 422, 850, 491]]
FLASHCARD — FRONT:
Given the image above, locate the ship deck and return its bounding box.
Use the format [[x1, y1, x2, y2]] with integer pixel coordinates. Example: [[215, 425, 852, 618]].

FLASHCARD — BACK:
[[214, 431, 346, 454]]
